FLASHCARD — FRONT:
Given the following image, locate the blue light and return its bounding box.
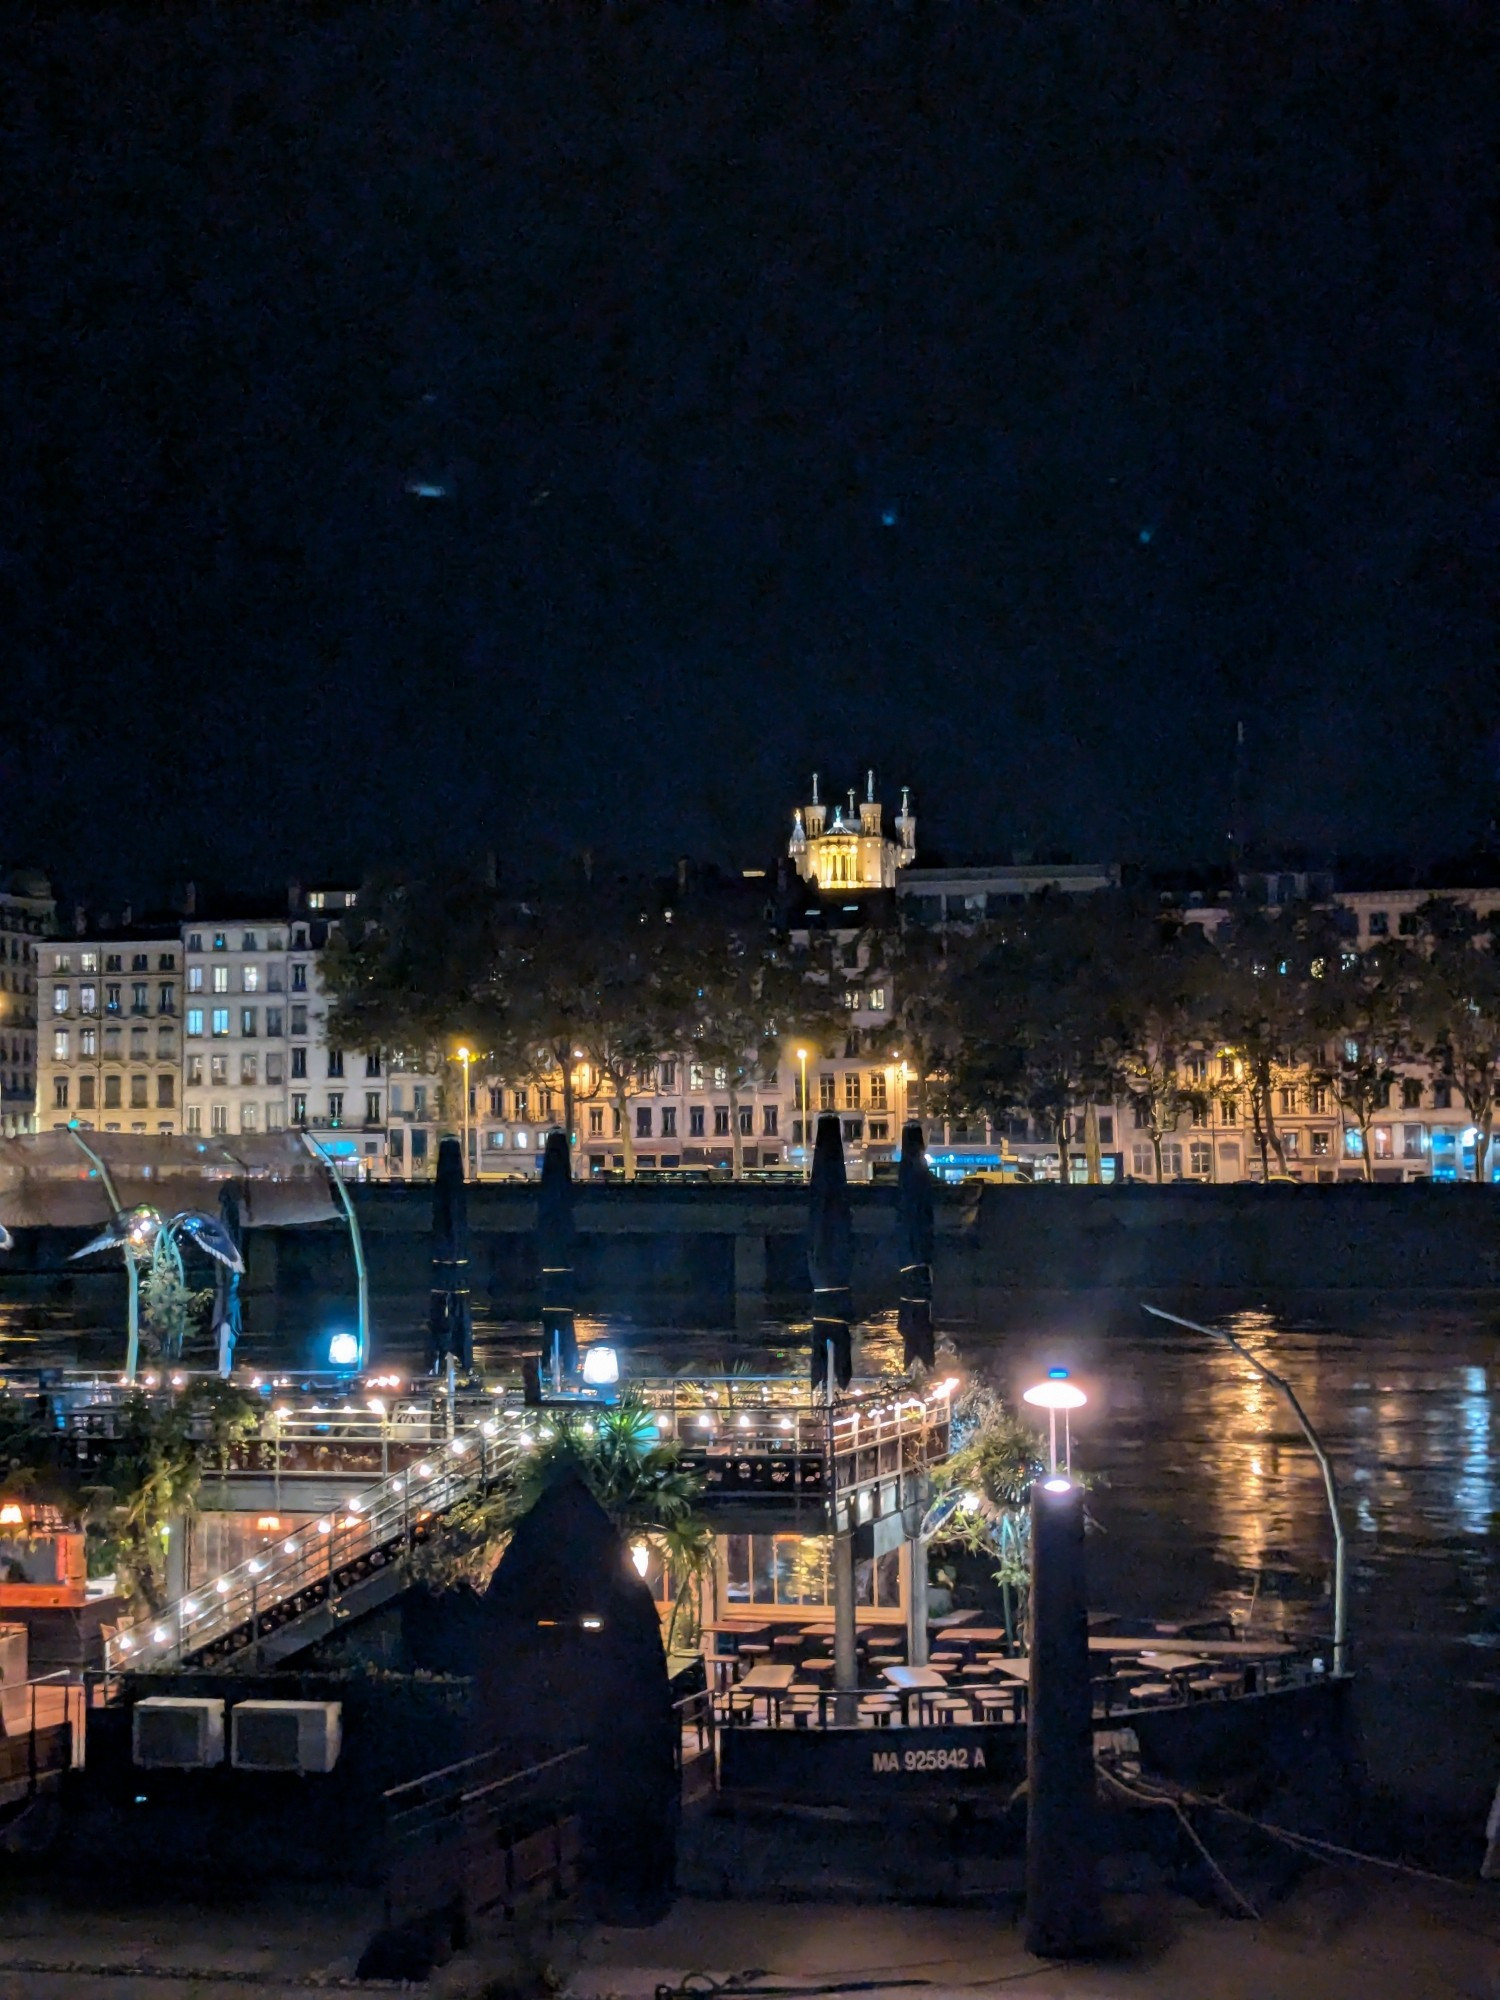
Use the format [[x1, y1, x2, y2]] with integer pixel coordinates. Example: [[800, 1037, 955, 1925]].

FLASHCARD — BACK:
[[328, 1331, 359, 1369], [881, 507, 899, 527], [1047, 1366, 1069, 1380]]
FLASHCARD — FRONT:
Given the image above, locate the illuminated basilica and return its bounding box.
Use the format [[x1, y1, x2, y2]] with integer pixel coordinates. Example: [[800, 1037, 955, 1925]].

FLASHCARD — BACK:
[[788, 773, 915, 892]]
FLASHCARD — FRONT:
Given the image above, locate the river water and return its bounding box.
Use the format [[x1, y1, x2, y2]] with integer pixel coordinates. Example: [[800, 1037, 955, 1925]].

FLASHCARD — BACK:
[[2, 1289, 1496, 1824]]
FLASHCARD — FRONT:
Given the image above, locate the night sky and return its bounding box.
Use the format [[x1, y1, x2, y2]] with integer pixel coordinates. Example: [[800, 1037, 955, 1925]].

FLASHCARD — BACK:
[[2, 3, 1495, 904]]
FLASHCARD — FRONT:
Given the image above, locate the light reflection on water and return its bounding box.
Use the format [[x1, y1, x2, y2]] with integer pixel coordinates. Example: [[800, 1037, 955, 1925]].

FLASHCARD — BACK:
[[3, 1290, 1498, 1798]]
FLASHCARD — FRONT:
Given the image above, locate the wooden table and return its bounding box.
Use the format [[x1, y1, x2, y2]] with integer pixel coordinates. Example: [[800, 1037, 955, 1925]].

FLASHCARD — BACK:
[[738, 1661, 797, 1724], [1088, 1637, 1296, 1659], [883, 1663, 949, 1724]]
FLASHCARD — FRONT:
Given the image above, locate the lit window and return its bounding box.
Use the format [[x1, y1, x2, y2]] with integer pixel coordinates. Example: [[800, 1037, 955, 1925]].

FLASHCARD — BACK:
[[187, 966, 204, 992], [211, 1104, 228, 1135], [186, 1009, 204, 1038], [212, 932, 227, 952], [52, 985, 68, 1015], [844, 1073, 861, 1110], [867, 987, 887, 1011], [1344, 1128, 1363, 1156], [243, 966, 260, 993], [185, 1105, 202, 1134], [211, 1009, 230, 1037], [80, 1028, 96, 1057], [79, 953, 97, 974], [53, 1028, 69, 1061], [515, 1130, 529, 1148], [589, 1107, 604, 1135], [240, 1103, 258, 1132], [212, 965, 229, 993], [1189, 1141, 1211, 1176]]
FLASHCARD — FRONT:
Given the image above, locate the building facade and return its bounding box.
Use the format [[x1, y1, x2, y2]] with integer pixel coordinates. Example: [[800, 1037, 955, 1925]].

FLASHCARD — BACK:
[[0, 872, 53, 1137], [36, 927, 182, 1134]]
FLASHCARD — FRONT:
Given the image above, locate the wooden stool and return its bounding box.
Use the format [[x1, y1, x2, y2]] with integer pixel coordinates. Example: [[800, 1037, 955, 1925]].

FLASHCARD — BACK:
[[714, 1691, 755, 1725], [1127, 1680, 1175, 1704], [857, 1696, 899, 1728], [976, 1690, 1017, 1724], [928, 1693, 973, 1725]]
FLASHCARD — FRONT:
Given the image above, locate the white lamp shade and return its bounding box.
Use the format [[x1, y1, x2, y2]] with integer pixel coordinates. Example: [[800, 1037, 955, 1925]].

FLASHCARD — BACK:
[[1022, 1380, 1087, 1411], [581, 1345, 620, 1386]]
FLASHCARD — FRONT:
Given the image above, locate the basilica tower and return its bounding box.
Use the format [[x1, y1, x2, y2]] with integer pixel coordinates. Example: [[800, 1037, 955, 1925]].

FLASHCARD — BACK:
[[789, 771, 915, 891]]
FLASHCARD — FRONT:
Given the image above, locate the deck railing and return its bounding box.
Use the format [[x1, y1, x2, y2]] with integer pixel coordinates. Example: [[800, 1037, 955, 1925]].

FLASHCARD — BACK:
[[106, 1415, 527, 1672]]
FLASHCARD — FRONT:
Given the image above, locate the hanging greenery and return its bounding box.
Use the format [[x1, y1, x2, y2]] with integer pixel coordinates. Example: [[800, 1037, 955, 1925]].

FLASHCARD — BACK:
[[929, 1383, 1048, 1649], [414, 1394, 713, 1646], [79, 1382, 261, 1613]]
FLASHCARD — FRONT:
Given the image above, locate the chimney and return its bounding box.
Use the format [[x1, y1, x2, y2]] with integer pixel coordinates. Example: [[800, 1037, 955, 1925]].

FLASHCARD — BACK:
[[288, 879, 302, 914], [121, 903, 133, 927], [183, 880, 197, 918], [74, 904, 86, 937]]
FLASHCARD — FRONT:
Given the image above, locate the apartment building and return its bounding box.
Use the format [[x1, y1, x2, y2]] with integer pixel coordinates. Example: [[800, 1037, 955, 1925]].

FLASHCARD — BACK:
[[0, 871, 53, 1137], [180, 893, 385, 1173], [36, 927, 182, 1133]]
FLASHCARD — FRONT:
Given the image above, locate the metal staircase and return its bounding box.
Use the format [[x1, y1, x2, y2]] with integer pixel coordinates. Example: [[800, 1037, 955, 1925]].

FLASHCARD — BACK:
[[109, 1418, 526, 1673]]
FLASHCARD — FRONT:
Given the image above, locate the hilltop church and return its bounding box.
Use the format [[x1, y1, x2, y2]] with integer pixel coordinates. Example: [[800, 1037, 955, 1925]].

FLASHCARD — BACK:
[[788, 773, 916, 892]]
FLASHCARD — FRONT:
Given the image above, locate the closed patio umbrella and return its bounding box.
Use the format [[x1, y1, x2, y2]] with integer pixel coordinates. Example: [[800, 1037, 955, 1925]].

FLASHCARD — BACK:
[[538, 1129, 578, 1383], [427, 1135, 473, 1373], [807, 1112, 853, 1392], [896, 1120, 935, 1370]]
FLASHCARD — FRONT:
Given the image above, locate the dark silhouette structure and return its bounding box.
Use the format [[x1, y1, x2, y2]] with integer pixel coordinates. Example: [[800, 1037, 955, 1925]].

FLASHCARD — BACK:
[[537, 1130, 578, 1381], [476, 1475, 676, 1915], [427, 1136, 473, 1373], [807, 1112, 853, 1390], [1025, 1477, 1102, 1956], [896, 1120, 935, 1370]]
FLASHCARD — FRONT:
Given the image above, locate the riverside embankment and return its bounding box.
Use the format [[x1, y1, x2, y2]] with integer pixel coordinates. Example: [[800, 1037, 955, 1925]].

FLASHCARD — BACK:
[[4, 1180, 1498, 1330]]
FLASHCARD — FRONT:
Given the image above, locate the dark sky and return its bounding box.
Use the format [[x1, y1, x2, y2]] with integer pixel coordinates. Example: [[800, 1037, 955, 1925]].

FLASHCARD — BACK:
[[2, 2, 1495, 905]]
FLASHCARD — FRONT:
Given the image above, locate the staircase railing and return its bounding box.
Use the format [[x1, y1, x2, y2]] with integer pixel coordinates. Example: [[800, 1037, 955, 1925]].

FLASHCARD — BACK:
[[108, 1417, 525, 1672]]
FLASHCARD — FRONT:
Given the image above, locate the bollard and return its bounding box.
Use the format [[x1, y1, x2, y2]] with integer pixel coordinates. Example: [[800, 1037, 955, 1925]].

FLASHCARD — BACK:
[[1025, 1476, 1102, 1959]]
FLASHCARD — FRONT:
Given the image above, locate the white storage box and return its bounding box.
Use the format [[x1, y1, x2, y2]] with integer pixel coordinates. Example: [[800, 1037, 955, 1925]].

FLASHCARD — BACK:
[[133, 1696, 225, 1769], [231, 1699, 342, 1774]]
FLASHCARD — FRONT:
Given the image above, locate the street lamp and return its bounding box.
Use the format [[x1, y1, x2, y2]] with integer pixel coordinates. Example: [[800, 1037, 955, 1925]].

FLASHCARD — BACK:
[[1022, 1372, 1088, 1476], [1143, 1303, 1348, 1677], [797, 1048, 809, 1180], [456, 1046, 473, 1180]]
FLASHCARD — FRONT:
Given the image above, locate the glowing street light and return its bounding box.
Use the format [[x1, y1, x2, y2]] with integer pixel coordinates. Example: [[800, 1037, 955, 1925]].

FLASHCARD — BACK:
[[456, 1046, 474, 1180], [1022, 1371, 1088, 1475], [797, 1048, 809, 1179]]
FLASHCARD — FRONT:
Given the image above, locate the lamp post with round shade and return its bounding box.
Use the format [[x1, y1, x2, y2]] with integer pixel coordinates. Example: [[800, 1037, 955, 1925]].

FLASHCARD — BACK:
[[455, 1047, 473, 1180], [1022, 1374, 1088, 1475]]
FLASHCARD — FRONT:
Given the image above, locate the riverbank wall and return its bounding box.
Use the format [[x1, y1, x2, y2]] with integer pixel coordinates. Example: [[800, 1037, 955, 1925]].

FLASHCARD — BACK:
[[3, 1182, 1498, 1332]]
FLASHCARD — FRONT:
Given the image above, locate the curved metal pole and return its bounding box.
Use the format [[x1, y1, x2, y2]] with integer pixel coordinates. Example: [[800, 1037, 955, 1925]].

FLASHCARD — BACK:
[[64, 1126, 139, 1384], [1143, 1303, 1347, 1677], [301, 1130, 370, 1370]]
